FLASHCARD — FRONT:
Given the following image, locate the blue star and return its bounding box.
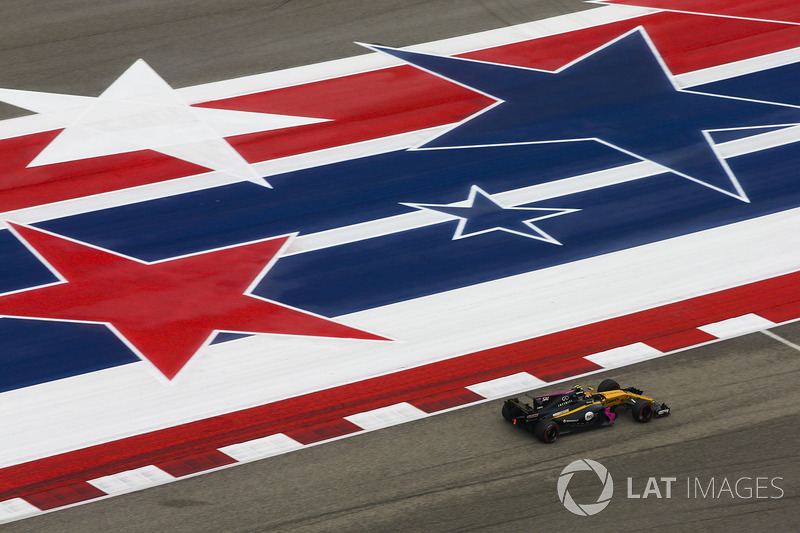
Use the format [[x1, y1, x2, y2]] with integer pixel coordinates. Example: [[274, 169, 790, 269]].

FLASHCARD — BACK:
[[402, 185, 578, 243], [362, 28, 800, 202]]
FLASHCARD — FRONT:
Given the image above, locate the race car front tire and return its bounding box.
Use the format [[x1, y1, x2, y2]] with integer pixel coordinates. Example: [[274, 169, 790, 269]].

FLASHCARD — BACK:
[[597, 378, 621, 392], [534, 420, 559, 443], [631, 399, 655, 423]]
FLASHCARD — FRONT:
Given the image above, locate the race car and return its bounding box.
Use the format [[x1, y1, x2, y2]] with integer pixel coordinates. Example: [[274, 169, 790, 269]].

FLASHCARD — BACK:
[[501, 378, 670, 443]]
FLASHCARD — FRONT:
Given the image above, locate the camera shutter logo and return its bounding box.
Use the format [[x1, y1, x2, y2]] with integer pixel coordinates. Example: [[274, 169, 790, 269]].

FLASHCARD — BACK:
[[557, 459, 614, 516]]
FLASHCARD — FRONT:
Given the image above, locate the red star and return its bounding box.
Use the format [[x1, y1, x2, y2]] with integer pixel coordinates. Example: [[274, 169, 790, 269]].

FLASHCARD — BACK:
[[0, 223, 387, 379]]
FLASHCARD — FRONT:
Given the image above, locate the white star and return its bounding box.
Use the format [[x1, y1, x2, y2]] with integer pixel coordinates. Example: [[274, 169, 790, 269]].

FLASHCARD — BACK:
[[0, 59, 329, 187]]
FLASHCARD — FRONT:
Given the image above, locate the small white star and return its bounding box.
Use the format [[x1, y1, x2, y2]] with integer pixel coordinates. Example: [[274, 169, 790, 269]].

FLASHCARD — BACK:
[[0, 59, 329, 187]]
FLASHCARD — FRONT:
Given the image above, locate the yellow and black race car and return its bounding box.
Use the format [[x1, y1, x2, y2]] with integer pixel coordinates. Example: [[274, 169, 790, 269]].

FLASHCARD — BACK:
[[501, 379, 670, 443]]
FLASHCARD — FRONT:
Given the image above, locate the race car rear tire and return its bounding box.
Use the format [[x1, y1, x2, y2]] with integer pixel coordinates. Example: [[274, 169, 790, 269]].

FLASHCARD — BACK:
[[597, 378, 621, 392], [502, 401, 524, 422], [631, 399, 655, 423], [534, 420, 559, 443]]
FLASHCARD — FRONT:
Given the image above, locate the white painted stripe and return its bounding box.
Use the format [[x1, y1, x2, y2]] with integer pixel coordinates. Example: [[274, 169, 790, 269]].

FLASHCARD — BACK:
[[218, 433, 303, 463], [676, 46, 800, 87], [467, 372, 546, 399], [585, 343, 664, 368], [0, 498, 41, 523], [699, 313, 776, 338], [761, 329, 800, 352], [345, 402, 428, 431], [87, 465, 175, 495]]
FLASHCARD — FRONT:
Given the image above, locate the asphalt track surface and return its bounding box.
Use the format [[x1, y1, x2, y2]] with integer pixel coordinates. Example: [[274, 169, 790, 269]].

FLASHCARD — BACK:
[[0, 0, 594, 118], [2, 1, 799, 531]]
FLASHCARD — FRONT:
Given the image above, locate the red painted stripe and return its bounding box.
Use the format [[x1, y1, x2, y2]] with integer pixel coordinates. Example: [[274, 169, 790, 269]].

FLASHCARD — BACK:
[[0, 131, 202, 213], [22, 482, 106, 511], [155, 450, 237, 478], [1, 11, 797, 211], [410, 388, 485, 413], [644, 328, 717, 351], [200, 67, 490, 169], [466, 11, 800, 75], [604, 0, 800, 25], [756, 301, 800, 324], [529, 358, 603, 383], [284, 419, 363, 445], [2, 268, 800, 501]]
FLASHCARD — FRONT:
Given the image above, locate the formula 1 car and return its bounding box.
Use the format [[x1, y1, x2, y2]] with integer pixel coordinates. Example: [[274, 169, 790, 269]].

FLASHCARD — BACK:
[[501, 379, 670, 443]]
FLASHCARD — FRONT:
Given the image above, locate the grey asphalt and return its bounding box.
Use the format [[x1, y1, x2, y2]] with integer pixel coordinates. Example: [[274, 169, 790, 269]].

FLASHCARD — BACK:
[[0, 0, 596, 118], [2, 1, 799, 531]]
